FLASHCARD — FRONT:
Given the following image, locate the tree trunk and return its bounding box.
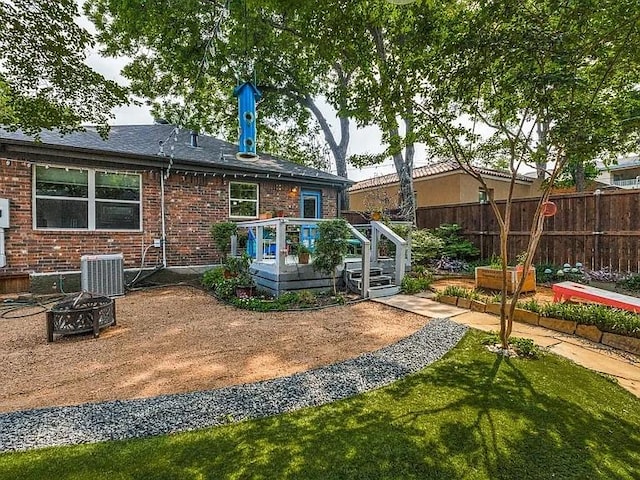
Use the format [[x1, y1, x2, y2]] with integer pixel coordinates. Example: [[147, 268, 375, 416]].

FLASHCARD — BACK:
[[536, 120, 550, 180], [300, 94, 350, 208], [574, 162, 586, 192]]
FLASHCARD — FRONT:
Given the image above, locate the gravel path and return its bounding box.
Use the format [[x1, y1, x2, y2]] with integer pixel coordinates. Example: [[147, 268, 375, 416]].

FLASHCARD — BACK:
[[0, 318, 467, 452]]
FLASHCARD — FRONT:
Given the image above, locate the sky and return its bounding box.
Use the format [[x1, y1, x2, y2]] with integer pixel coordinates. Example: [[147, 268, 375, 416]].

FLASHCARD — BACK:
[[79, 9, 422, 183]]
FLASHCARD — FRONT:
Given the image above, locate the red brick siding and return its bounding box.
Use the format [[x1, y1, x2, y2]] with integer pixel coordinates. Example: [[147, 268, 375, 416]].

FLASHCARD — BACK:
[[0, 156, 339, 274]]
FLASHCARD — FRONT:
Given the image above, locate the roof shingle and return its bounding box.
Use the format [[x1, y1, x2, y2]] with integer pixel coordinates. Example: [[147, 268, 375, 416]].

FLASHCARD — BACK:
[[349, 160, 532, 192], [0, 125, 351, 186]]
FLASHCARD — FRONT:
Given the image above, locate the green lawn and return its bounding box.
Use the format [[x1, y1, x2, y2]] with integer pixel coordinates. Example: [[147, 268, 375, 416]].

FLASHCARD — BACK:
[[2, 330, 640, 480]]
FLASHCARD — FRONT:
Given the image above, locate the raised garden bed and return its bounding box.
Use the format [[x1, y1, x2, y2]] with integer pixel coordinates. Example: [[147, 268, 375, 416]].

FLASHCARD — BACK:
[[475, 266, 536, 294]]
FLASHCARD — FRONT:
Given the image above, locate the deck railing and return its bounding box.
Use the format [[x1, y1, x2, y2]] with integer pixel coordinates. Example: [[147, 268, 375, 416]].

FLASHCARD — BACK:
[[234, 218, 372, 298], [370, 221, 409, 286]]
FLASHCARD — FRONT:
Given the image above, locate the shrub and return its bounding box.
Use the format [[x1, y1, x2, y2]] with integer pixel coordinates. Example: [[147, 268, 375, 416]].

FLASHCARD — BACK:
[[432, 223, 479, 260], [482, 333, 540, 358], [440, 285, 481, 300], [517, 298, 542, 313], [401, 268, 434, 294], [618, 274, 640, 292], [401, 274, 433, 294], [201, 267, 224, 289], [210, 222, 237, 259], [313, 219, 350, 294], [510, 337, 540, 358], [540, 302, 640, 338], [410, 229, 444, 264]]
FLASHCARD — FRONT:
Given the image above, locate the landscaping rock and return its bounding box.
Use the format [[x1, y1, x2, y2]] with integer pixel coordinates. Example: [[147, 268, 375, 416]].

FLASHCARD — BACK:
[[469, 300, 486, 313], [0, 319, 468, 452], [602, 332, 640, 356], [539, 317, 577, 335], [439, 295, 458, 306], [513, 308, 539, 326], [457, 298, 471, 309], [575, 324, 603, 343], [485, 302, 507, 317]]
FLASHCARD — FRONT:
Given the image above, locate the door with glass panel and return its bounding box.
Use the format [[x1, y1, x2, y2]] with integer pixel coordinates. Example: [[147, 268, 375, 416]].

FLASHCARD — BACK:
[[300, 190, 321, 251]]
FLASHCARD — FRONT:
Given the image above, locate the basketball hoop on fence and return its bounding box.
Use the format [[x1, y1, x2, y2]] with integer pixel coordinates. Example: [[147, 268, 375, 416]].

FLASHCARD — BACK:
[[542, 201, 557, 217]]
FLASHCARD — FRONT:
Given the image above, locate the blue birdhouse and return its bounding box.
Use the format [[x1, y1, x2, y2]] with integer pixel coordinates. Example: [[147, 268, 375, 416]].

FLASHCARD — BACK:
[[233, 81, 262, 160]]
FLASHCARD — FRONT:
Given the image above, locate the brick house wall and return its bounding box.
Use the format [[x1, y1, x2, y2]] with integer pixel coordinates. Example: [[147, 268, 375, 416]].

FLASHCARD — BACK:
[[0, 156, 339, 276]]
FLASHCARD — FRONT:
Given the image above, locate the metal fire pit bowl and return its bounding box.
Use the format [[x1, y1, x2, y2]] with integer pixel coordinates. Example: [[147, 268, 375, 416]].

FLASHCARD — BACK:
[[46, 293, 116, 342]]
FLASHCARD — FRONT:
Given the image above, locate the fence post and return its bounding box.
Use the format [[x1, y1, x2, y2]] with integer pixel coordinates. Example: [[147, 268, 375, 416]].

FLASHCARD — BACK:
[[593, 189, 601, 270]]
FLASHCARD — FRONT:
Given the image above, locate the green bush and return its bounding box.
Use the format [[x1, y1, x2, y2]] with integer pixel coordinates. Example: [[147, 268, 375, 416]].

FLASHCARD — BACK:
[[201, 267, 224, 289], [516, 298, 542, 313], [538, 302, 640, 338], [481, 333, 540, 358], [440, 285, 482, 300], [313, 219, 350, 294], [618, 274, 640, 292], [410, 229, 444, 264], [432, 223, 480, 260], [210, 221, 237, 258], [401, 274, 433, 294], [510, 337, 540, 358]]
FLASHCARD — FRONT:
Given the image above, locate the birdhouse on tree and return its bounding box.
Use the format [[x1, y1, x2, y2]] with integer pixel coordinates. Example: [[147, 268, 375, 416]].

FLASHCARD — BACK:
[[233, 81, 262, 160]]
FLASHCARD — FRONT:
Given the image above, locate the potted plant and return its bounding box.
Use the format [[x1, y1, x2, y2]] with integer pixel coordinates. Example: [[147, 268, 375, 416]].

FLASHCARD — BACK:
[[235, 270, 256, 299], [297, 243, 312, 264], [224, 253, 256, 298], [313, 219, 350, 295], [210, 221, 237, 261]]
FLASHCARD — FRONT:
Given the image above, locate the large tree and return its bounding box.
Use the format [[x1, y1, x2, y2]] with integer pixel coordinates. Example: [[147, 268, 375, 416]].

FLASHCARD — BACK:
[[86, 0, 442, 221], [0, 0, 127, 136], [415, 0, 640, 348], [86, 0, 350, 172]]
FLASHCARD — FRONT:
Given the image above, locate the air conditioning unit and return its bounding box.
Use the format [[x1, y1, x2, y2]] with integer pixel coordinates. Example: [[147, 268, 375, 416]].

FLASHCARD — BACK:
[[81, 254, 125, 297]]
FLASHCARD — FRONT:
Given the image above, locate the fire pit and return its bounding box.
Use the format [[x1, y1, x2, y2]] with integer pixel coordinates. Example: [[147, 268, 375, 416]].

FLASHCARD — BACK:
[[46, 293, 116, 342]]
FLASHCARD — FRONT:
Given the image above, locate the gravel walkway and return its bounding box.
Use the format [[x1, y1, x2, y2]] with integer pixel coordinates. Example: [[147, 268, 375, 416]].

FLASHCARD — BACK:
[[0, 318, 467, 452]]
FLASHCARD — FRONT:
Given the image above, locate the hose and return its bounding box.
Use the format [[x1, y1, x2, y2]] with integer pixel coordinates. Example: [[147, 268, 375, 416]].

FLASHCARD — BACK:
[[1, 294, 66, 319], [126, 243, 163, 288]]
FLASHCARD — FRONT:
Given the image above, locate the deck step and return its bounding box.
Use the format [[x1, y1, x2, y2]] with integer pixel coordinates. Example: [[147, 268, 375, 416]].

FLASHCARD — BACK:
[[355, 274, 392, 290], [368, 284, 400, 298], [346, 267, 382, 279]]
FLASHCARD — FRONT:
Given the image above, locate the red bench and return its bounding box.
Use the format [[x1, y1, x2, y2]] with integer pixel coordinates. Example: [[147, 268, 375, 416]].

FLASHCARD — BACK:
[[552, 281, 640, 313]]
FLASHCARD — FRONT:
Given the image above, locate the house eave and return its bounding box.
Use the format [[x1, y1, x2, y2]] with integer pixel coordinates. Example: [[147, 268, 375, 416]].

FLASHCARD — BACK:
[[349, 168, 532, 193], [0, 139, 352, 188]]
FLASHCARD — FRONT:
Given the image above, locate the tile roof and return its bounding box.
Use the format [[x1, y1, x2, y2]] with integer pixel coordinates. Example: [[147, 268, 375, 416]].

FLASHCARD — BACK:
[[0, 124, 351, 187], [349, 160, 533, 192]]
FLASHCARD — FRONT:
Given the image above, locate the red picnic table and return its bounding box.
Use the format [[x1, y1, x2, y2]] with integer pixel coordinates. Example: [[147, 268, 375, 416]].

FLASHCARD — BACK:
[[552, 281, 640, 313]]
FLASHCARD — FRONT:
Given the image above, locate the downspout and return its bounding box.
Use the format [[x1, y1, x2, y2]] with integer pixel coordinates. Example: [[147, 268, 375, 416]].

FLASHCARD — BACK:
[[160, 169, 167, 268]]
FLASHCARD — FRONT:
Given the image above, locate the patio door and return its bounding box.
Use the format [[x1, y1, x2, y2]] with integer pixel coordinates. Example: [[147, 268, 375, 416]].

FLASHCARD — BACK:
[[301, 190, 321, 219], [300, 190, 321, 251]]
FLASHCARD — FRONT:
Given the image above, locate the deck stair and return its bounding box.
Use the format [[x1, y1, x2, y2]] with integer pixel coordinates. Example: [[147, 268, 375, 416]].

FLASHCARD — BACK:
[[345, 266, 400, 299]]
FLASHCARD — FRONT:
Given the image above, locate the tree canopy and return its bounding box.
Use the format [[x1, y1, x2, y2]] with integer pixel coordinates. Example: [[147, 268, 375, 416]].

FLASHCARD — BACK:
[[0, 0, 127, 137], [85, 0, 447, 220], [414, 0, 640, 347]]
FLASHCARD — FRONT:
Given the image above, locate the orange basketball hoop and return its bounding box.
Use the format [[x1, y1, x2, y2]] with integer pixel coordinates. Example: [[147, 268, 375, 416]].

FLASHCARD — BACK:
[[542, 201, 557, 217]]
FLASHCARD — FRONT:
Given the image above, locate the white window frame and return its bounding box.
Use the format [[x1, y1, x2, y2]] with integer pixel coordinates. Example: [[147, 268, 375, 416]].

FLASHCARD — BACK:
[[228, 181, 259, 219], [33, 165, 143, 231]]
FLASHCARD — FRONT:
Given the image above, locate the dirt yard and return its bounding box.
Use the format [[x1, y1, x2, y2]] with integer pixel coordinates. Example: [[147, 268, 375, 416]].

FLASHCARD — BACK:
[[0, 287, 430, 413]]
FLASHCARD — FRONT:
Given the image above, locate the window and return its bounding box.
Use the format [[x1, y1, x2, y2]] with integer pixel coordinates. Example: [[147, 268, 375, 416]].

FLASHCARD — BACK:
[[34, 166, 141, 230], [229, 182, 258, 218], [478, 188, 494, 204]]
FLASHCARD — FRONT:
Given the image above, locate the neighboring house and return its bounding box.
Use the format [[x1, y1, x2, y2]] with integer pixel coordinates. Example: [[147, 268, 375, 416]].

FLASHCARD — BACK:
[[596, 156, 640, 189], [348, 160, 537, 211], [0, 124, 351, 291]]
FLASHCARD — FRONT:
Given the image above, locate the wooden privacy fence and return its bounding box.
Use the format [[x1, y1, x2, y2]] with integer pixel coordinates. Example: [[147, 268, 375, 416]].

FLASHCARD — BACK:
[[343, 189, 640, 273]]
